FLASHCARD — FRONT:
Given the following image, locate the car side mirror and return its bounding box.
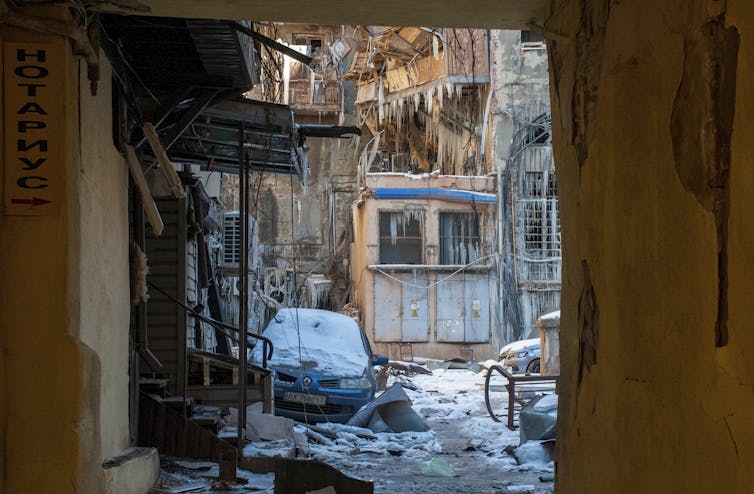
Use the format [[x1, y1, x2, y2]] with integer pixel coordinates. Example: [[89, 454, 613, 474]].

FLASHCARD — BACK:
[[371, 355, 388, 366]]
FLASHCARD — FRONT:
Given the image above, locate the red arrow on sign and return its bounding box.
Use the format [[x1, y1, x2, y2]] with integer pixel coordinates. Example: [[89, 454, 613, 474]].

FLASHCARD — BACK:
[[11, 197, 51, 207]]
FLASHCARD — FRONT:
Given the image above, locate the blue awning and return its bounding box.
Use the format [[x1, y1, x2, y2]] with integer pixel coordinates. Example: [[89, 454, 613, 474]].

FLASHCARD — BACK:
[[373, 188, 496, 203]]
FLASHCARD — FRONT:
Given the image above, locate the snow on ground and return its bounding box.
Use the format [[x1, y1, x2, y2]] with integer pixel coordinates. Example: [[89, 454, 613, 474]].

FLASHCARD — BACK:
[[282, 365, 555, 492], [153, 364, 555, 493]]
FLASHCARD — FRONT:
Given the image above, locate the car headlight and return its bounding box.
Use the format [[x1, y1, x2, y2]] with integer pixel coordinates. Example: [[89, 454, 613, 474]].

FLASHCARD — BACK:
[[516, 351, 529, 358], [339, 377, 372, 389]]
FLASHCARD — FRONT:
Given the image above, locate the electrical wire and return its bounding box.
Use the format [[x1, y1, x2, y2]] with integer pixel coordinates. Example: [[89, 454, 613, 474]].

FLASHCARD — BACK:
[[374, 254, 495, 290]]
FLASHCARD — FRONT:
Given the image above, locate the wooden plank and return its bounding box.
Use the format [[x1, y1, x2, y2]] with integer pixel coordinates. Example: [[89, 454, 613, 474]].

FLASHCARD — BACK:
[[143, 122, 186, 199], [124, 144, 164, 236]]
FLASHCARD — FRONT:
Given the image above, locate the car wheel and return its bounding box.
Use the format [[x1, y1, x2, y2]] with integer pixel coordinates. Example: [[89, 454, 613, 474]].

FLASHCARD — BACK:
[[526, 358, 540, 374]]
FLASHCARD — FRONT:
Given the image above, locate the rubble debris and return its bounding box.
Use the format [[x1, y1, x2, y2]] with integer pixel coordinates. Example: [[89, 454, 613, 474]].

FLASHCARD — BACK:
[[346, 384, 430, 433], [272, 458, 373, 494], [246, 411, 295, 442], [443, 357, 474, 370]]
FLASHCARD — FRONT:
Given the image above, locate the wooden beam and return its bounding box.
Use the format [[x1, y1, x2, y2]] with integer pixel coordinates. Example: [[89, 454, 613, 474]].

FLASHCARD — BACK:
[[123, 144, 165, 236], [142, 122, 187, 199]]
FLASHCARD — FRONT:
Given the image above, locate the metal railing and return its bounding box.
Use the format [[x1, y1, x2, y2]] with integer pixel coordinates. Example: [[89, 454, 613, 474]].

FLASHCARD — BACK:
[[146, 280, 274, 368]]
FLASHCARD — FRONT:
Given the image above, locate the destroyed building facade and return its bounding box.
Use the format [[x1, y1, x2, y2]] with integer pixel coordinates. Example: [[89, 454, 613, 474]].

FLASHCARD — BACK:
[[347, 27, 558, 360]]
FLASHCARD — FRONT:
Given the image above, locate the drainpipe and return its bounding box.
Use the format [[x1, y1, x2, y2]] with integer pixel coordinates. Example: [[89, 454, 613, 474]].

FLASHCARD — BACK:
[[238, 123, 248, 458], [497, 159, 506, 346]]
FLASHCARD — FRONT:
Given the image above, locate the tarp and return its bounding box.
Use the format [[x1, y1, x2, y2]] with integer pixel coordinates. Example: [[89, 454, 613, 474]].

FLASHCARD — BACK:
[[519, 394, 558, 444], [346, 384, 430, 433]]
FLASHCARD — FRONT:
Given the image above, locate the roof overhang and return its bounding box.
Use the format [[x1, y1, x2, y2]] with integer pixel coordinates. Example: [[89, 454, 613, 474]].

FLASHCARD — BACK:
[[101, 0, 549, 30]]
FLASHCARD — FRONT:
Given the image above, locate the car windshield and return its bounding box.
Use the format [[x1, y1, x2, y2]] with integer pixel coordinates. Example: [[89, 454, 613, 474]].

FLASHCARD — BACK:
[[251, 308, 369, 376]]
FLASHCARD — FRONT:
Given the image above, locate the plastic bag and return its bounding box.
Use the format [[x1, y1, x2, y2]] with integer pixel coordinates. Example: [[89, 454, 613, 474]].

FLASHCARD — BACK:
[[420, 457, 456, 477]]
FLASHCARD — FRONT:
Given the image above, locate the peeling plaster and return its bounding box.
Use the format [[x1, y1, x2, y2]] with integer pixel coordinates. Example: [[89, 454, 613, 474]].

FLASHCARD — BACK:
[[571, 0, 611, 167], [670, 14, 739, 347], [577, 259, 599, 384]]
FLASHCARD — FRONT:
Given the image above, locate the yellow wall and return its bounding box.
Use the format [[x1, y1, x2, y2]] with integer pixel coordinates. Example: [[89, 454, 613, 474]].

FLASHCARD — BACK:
[[1, 7, 132, 493], [76, 55, 131, 461], [548, 0, 754, 492]]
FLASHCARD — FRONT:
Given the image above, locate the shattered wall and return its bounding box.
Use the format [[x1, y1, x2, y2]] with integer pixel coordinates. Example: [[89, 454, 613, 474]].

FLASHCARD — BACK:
[[548, 0, 754, 492]]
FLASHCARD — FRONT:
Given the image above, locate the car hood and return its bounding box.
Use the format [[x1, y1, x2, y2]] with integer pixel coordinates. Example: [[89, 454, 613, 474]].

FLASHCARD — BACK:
[[251, 309, 370, 377], [500, 338, 540, 354]]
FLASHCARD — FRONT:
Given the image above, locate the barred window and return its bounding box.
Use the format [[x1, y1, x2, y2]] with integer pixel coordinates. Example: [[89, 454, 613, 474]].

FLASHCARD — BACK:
[[439, 212, 482, 265], [522, 171, 560, 258]]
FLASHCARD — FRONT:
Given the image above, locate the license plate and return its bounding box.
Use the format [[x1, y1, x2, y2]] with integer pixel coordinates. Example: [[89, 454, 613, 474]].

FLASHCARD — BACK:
[[284, 392, 326, 405]]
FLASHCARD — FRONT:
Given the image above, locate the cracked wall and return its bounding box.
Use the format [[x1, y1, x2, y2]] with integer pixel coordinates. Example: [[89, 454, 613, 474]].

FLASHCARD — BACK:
[[548, 0, 754, 492]]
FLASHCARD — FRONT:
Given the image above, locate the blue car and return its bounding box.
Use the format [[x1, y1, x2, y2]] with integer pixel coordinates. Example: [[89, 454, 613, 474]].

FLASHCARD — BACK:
[[251, 308, 388, 424]]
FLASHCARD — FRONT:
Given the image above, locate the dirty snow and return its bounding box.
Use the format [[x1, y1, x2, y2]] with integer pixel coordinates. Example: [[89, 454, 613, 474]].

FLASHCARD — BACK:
[[250, 308, 369, 376], [281, 365, 555, 492], [155, 365, 555, 493]]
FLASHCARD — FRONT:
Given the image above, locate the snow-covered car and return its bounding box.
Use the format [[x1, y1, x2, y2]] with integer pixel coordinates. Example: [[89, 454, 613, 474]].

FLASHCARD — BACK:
[[498, 338, 540, 374], [251, 308, 388, 424]]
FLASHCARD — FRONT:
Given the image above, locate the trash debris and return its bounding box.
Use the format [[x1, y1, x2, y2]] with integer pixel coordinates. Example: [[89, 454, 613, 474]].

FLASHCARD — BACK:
[[518, 394, 557, 444], [346, 384, 430, 433], [245, 411, 295, 442], [443, 357, 473, 370], [419, 457, 456, 477]]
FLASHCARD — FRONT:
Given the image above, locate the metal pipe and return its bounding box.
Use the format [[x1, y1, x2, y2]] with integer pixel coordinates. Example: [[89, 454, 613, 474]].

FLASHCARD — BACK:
[[229, 21, 315, 69], [238, 122, 249, 454], [497, 159, 505, 345]]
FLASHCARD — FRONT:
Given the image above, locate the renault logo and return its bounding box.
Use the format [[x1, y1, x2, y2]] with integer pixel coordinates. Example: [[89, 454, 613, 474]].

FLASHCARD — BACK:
[[302, 376, 312, 387]]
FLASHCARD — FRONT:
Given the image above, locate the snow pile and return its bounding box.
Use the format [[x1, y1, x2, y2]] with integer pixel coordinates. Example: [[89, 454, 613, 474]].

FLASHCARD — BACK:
[[250, 308, 369, 376], [514, 442, 555, 472], [299, 422, 442, 461]]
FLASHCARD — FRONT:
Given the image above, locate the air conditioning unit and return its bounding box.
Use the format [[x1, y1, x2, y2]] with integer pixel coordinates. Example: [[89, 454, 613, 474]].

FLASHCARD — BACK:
[[221, 211, 258, 271]]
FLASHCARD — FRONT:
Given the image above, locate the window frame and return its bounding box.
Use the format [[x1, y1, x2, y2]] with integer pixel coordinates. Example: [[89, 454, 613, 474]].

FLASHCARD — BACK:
[[377, 209, 425, 265], [438, 211, 483, 266]]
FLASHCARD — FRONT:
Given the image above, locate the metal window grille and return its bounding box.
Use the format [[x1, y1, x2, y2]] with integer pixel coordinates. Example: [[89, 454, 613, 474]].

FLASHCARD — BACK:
[[439, 212, 481, 265]]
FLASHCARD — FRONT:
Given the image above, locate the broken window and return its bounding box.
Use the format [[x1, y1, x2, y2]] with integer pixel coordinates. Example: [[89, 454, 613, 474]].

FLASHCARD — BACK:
[[379, 210, 424, 264], [522, 170, 559, 258], [439, 212, 481, 265], [293, 34, 324, 56]]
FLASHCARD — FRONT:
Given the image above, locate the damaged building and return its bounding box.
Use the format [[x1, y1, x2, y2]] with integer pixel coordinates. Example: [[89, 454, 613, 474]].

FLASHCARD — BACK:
[[3, 1, 754, 494], [345, 26, 557, 359]]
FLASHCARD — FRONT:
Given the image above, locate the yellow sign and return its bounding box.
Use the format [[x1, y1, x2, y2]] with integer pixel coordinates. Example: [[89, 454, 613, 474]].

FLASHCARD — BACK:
[[4, 42, 63, 215]]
